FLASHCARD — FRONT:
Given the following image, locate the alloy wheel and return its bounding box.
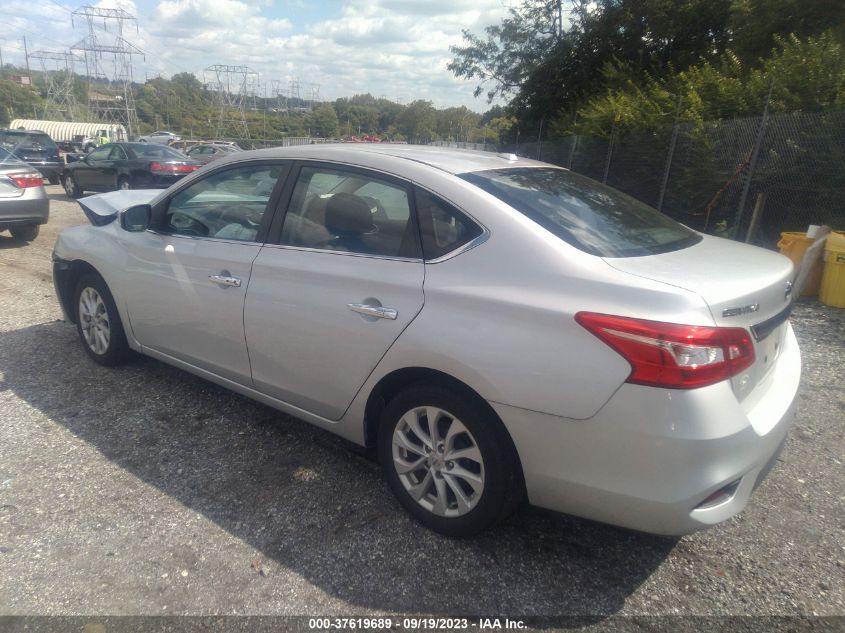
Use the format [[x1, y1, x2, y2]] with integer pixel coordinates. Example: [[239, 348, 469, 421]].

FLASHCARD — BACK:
[[64, 176, 76, 197], [392, 406, 485, 517], [78, 287, 111, 355]]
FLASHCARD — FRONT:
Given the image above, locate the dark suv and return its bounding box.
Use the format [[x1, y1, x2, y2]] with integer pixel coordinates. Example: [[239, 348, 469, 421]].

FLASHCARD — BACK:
[[0, 129, 63, 184]]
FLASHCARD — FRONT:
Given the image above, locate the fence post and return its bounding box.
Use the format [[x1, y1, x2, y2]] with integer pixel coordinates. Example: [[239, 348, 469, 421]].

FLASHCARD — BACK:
[[732, 82, 773, 239], [602, 120, 616, 184], [536, 116, 544, 160], [657, 94, 682, 213], [567, 113, 578, 170]]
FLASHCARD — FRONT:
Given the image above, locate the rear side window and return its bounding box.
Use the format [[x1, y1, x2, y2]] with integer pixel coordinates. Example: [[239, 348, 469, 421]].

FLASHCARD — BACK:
[[0, 131, 57, 150], [459, 168, 701, 257], [415, 188, 483, 260], [280, 165, 418, 258]]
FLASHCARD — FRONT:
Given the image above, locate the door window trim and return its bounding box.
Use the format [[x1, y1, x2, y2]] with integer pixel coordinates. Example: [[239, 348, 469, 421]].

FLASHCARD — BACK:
[[265, 160, 423, 261], [149, 159, 292, 245]]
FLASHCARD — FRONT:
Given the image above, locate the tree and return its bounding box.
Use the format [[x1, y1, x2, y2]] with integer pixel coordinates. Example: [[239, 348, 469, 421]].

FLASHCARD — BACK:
[[396, 100, 437, 143], [448, 0, 567, 102], [308, 104, 340, 138], [0, 78, 44, 124]]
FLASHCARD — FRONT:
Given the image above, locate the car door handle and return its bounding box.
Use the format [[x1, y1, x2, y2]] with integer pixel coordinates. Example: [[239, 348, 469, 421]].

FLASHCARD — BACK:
[[209, 274, 242, 287], [347, 303, 398, 320]]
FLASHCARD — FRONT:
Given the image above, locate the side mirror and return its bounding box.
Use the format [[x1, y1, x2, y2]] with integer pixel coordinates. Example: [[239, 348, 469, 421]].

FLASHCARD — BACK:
[[120, 204, 151, 232]]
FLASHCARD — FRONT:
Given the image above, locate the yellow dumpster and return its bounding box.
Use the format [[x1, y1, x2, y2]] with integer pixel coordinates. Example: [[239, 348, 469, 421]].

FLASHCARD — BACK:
[[820, 232, 845, 308], [778, 232, 823, 297]]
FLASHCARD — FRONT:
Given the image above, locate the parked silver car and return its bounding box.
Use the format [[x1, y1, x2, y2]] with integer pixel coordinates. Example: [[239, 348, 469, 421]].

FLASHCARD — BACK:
[[51, 145, 800, 536], [0, 148, 49, 241], [136, 130, 180, 145]]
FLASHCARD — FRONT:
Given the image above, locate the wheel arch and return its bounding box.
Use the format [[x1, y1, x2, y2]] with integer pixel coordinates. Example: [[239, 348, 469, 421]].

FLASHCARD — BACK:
[[55, 259, 103, 324], [363, 367, 525, 488]]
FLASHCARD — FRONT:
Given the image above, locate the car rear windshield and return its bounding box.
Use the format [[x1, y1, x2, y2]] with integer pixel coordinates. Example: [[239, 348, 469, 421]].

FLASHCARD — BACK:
[[129, 144, 188, 159], [0, 131, 57, 150], [459, 167, 701, 257]]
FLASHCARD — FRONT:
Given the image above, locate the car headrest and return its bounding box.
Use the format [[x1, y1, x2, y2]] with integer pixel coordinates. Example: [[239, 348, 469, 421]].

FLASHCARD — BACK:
[[325, 193, 372, 235]]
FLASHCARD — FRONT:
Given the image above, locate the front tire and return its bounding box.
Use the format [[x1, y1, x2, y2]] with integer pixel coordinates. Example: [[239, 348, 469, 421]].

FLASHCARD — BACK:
[[63, 174, 82, 198], [73, 273, 130, 366], [378, 384, 522, 537], [9, 224, 39, 242]]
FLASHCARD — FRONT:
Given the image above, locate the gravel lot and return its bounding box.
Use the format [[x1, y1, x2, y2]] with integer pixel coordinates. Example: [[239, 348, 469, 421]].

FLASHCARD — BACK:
[[0, 186, 843, 624]]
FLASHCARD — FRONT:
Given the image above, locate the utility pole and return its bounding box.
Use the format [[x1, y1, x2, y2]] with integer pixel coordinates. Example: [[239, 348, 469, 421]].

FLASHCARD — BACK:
[[22, 37, 31, 79], [0, 44, 4, 77]]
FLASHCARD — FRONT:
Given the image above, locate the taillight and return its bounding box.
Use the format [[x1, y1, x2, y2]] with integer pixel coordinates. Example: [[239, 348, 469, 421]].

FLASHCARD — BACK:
[[150, 162, 199, 174], [575, 312, 755, 389], [7, 172, 44, 188]]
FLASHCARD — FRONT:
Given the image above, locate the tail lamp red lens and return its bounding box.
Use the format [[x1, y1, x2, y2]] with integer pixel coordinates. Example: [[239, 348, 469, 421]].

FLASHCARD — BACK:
[[150, 162, 199, 174], [7, 173, 44, 188], [575, 312, 755, 389]]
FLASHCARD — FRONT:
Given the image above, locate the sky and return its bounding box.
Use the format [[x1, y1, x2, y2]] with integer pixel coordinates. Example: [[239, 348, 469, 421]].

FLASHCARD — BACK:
[[0, 0, 513, 112]]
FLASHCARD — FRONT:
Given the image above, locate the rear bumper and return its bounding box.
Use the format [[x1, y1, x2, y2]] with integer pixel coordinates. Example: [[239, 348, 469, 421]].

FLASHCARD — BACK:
[[0, 195, 50, 226], [27, 162, 64, 179], [494, 322, 801, 536]]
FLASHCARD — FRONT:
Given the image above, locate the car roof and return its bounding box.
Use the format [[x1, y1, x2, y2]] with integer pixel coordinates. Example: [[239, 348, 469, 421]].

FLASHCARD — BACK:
[[1, 129, 51, 136], [228, 143, 548, 176]]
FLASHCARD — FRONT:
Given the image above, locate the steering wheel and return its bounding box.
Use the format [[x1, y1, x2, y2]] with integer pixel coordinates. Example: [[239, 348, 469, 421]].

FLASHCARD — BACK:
[[168, 213, 209, 237]]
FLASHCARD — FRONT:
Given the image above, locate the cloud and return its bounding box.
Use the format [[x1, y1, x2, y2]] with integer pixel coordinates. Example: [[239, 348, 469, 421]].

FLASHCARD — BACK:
[[2, 0, 509, 110]]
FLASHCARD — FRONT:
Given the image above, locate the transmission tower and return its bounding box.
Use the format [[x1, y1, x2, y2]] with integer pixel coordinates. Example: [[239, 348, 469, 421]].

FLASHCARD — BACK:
[[204, 64, 257, 139], [288, 78, 320, 112], [30, 50, 81, 121], [71, 6, 143, 137], [271, 79, 288, 113], [308, 83, 320, 109]]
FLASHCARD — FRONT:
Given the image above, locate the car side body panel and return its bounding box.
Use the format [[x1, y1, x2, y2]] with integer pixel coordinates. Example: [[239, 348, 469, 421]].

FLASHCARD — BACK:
[[245, 247, 425, 420], [51, 145, 802, 535]]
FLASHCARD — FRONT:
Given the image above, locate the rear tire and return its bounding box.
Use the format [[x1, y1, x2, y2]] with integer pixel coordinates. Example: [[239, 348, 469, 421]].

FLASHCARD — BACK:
[[48, 174, 59, 185], [378, 384, 522, 537], [118, 176, 131, 191], [73, 273, 130, 366], [9, 224, 39, 242], [63, 174, 82, 199]]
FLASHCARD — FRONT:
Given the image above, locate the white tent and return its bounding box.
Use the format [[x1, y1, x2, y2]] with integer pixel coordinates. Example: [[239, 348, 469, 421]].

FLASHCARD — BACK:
[[8, 120, 128, 143]]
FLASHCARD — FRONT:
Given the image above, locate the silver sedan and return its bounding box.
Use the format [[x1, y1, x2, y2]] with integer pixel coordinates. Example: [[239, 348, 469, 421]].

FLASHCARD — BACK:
[[0, 150, 49, 242], [51, 145, 800, 536]]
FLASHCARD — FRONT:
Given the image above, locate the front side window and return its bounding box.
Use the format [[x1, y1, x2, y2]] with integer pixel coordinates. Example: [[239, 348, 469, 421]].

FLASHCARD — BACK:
[[280, 166, 418, 258], [162, 164, 282, 241], [459, 167, 701, 257], [108, 145, 128, 160]]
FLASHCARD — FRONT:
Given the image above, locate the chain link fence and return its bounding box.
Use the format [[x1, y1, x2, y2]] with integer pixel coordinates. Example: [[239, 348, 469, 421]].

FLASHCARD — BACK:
[[503, 108, 845, 248]]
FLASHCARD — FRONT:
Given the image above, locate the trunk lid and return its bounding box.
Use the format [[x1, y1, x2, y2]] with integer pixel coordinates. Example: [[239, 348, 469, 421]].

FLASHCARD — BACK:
[[604, 234, 794, 400]]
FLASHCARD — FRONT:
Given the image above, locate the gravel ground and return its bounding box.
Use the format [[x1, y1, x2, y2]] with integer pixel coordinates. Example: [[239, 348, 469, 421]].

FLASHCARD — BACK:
[[0, 186, 843, 624]]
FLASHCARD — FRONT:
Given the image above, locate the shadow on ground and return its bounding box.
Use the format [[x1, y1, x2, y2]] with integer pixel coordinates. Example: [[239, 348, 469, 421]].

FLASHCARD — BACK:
[[0, 320, 676, 618], [0, 234, 31, 250]]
